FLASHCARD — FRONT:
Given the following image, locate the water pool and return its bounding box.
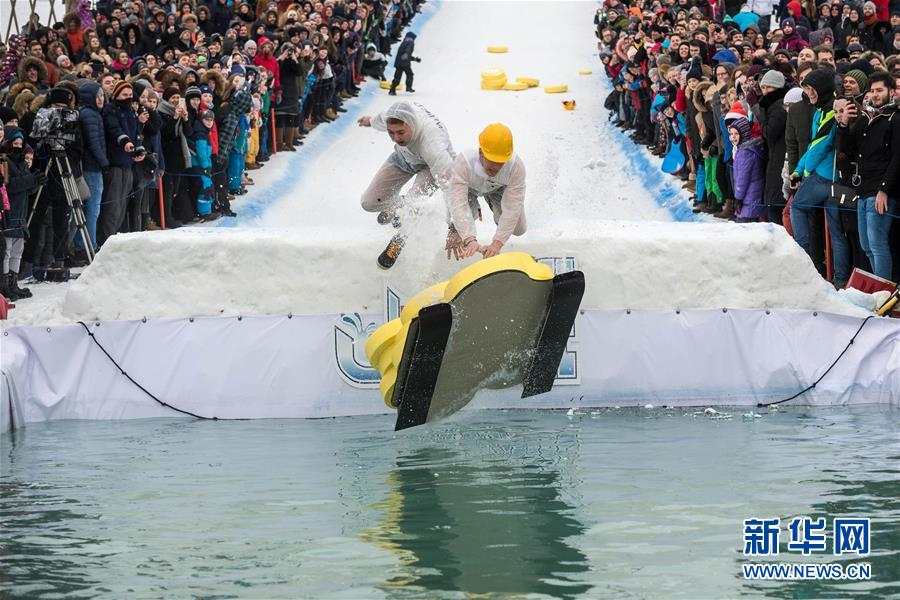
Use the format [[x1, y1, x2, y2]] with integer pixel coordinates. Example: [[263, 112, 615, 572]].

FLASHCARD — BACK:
[[1, 406, 897, 598]]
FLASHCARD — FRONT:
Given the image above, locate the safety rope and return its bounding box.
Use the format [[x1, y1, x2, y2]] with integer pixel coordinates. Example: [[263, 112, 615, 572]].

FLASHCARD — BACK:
[[77, 320, 238, 420], [757, 315, 874, 407]]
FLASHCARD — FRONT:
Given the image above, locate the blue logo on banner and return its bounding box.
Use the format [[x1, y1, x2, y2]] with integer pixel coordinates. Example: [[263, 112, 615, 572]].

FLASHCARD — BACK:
[[333, 313, 380, 387]]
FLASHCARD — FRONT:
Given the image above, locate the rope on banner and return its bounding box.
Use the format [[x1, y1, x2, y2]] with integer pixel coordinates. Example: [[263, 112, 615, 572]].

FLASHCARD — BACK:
[[77, 320, 241, 421], [757, 315, 874, 408]]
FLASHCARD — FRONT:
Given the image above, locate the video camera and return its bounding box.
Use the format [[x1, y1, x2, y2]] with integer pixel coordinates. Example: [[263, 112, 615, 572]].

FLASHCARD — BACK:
[[31, 106, 80, 153]]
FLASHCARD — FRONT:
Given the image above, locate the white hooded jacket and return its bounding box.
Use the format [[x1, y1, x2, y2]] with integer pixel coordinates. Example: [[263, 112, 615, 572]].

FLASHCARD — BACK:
[[448, 148, 527, 244], [370, 101, 456, 189]]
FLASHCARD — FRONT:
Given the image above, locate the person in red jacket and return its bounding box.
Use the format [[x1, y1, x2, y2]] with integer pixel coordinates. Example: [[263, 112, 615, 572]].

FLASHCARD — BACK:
[[253, 37, 280, 89]]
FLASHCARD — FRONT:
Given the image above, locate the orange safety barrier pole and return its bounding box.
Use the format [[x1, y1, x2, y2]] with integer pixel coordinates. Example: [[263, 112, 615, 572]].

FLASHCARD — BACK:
[[824, 212, 832, 283], [157, 176, 166, 230], [270, 108, 277, 156]]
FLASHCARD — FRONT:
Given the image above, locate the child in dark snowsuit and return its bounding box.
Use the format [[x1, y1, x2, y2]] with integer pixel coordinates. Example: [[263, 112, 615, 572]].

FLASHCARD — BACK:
[[390, 32, 420, 95]]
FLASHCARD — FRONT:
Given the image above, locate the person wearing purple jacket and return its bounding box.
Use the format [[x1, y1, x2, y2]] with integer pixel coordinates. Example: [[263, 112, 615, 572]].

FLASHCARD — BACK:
[[776, 18, 810, 52], [728, 115, 767, 223]]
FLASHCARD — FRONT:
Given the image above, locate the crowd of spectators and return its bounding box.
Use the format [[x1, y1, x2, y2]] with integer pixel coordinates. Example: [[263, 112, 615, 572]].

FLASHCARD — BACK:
[[599, 0, 900, 288], [0, 0, 423, 301]]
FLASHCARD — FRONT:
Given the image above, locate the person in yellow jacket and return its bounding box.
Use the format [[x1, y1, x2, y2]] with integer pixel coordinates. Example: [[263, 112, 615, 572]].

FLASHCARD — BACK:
[[446, 123, 527, 259]]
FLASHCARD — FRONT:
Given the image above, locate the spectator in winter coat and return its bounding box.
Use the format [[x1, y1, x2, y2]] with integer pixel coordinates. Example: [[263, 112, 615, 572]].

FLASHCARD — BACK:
[[362, 43, 388, 80], [100, 80, 146, 245], [757, 69, 789, 224], [776, 18, 810, 52], [790, 68, 853, 287], [78, 80, 107, 250], [1, 126, 45, 300], [390, 31, 420, 95], [835, 72, 900, 279], [727, 114, 767, 222], [189, 110, 216, 218]]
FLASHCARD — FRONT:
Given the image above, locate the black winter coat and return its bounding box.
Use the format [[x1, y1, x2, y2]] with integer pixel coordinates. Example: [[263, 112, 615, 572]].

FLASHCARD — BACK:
[[758, 87, 788, 205], [79, 82, 109, 172], [836, 104, 900, 198], [3, 154, 38, 239], [103, 102, 141, 168], [394, 32, 417, 68]]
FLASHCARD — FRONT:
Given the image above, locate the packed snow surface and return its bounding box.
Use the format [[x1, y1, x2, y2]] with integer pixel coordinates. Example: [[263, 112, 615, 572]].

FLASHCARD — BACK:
[[1, 1, 874, 326], [52, 222, 867, 323]]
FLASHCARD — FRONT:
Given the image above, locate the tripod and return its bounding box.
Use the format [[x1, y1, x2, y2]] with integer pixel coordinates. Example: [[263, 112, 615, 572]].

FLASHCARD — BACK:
[[27, 148, 95, 265]]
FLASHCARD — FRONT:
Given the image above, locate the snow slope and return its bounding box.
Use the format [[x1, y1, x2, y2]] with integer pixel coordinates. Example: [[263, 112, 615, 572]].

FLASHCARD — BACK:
[[2, 1, 876, 327]]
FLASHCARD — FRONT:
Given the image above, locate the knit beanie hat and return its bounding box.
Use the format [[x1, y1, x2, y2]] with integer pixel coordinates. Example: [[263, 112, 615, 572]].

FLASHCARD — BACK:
[[725, 101, 748, 123], [162, 86, 181, 101], [783, 87, 804, 105], [185, 85, 201, 100], [844, 69, 868, 91], [759, 69, 786, 89], [111, 80, 132, 99], [728, 115, 752, 142]]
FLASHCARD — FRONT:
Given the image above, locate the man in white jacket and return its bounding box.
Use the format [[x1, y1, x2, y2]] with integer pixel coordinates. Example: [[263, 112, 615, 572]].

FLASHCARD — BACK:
[[446, 123, 527, 259], [358, 100, 456, 268]]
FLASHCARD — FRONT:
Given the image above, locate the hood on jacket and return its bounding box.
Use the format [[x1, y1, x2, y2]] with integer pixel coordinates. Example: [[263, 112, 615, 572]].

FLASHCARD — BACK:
[[802, 68, 836, 108], [17, 56, 48, 83]]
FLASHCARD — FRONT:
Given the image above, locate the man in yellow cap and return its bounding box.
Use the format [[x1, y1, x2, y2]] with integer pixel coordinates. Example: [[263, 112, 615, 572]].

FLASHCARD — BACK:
[[446, 123, 527, 259]]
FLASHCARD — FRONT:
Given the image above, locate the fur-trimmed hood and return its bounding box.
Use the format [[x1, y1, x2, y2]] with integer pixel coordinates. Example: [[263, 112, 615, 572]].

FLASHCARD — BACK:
[[17, 56, 48, 83], [693, 81, 714, 112], [200, 69, 227, 96]]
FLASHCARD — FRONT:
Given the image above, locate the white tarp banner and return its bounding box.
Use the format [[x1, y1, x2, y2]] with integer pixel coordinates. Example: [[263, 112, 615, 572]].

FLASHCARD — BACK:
[[2, 308, 898, 428]]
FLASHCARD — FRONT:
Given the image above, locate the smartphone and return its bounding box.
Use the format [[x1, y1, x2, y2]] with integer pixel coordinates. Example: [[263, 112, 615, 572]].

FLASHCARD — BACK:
[[178, 98, 186, 110]]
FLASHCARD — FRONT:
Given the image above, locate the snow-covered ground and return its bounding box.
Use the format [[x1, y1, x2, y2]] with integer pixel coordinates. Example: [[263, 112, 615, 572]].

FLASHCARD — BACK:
[[1, 1, 877, 328]]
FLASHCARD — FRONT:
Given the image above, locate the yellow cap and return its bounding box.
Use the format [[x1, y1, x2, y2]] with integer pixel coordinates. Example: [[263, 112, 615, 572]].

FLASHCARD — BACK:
[[478, 123, 514, 163]]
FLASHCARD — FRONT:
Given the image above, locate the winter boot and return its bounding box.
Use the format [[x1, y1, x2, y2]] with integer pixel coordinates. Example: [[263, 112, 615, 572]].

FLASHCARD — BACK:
[[276, 127, 285, 152], [377, 235, 405, 269], [11, 272, 32, 298], [0, 273, 16, 302], [325, 108, 338, 120], [714, 198, 735, 219]]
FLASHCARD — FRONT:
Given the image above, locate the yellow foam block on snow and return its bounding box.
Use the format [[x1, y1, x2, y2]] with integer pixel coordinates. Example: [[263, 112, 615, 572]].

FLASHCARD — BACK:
[[544, 84, 568, 94], [487, 46, 508, 53], [380, 80, 404, 91], [578, 70, 593, 75], [503, 82, 529, 91], [480, 67, 506, 81], [481, 78, 508, 90], [516, 77, 540, 87]]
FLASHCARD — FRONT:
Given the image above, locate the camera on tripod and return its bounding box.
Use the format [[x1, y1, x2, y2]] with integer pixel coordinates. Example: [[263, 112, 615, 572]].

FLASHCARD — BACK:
[[30, 106, 80, 153]]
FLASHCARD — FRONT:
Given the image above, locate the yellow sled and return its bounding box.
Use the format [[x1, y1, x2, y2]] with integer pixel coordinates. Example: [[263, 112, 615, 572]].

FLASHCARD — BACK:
[[365, 253, 585, 430]]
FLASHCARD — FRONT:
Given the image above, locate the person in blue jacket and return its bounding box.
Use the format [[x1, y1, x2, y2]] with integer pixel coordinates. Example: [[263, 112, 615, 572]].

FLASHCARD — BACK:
[[189, 110, 216, 219], [78, 80, 107, 250], [788, 68, 851, 287]]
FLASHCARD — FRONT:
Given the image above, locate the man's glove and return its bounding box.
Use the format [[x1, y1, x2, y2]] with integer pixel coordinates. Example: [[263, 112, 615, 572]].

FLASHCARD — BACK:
[[413, 57, 422, 63], [789, 173, 802, 190], [33, 172, 48, 188]]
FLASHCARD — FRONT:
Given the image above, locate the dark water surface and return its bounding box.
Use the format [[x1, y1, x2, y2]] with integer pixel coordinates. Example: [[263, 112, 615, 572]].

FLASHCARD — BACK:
[[1, 406, 897, 598]]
